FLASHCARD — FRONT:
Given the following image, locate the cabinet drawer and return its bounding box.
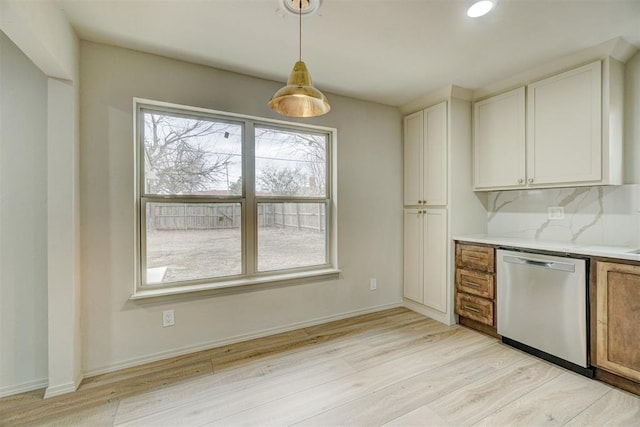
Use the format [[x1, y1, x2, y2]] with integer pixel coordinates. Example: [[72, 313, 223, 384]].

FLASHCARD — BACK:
[[456, 293, 494, 326], [456, 269, 494, 299], [456, 243, 495, 273]]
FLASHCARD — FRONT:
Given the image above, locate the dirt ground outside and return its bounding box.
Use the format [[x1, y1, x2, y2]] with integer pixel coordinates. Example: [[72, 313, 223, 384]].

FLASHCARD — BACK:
[[146, 227, 326, 283]]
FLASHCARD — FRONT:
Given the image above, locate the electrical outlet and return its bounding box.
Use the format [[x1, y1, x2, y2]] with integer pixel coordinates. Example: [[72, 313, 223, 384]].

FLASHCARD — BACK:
[[162, 309, 175, 327], [547, 206, 565, 220], [370, 278, 377, 291]]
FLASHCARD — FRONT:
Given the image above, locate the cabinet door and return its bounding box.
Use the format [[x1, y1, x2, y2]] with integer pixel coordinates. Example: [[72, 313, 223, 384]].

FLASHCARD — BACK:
[[596, 262, 640, 382], [527, 61, 602, 185], [473, 87, 526, 190], [404, 111, 423, 206], [423, 208, 447, 312], [424, 102, 447, 206], [403, 209, 423, 303]]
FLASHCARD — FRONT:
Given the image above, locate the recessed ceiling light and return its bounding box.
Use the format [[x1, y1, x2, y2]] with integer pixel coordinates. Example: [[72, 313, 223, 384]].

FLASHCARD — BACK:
[[467, 0, 495, 18]]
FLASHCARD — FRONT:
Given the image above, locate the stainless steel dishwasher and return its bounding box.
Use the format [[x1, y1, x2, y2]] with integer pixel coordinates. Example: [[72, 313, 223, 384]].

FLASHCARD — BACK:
[[497, 249, 593, 377]]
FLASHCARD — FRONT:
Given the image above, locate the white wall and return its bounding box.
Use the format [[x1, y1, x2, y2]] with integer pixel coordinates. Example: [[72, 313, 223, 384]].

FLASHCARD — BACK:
[[45, 76, 82, 397], [80, 41, 403, 375], [0, 0, 82, 398], [0, 30, 49, 395], [0, 0, 77, 80]]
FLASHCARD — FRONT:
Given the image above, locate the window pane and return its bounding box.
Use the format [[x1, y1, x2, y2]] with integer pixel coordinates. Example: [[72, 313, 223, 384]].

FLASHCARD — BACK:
[[142, 110, 243, 196], [145, 202, 242, 284], [257, 202, 327, 272], [255, 127, 327, 197]]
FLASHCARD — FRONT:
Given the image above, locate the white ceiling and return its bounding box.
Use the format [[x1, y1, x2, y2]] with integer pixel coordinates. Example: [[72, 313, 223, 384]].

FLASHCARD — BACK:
[[55, 0, 640, 107]]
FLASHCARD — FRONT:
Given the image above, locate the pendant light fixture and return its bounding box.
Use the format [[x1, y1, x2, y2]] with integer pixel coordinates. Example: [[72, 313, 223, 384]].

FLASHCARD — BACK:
[[268, 0, 330, 118]]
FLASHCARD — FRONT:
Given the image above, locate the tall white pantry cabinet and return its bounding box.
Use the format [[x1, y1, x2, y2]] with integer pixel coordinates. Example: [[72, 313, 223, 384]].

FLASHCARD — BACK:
[[403, 94, 487, 325]]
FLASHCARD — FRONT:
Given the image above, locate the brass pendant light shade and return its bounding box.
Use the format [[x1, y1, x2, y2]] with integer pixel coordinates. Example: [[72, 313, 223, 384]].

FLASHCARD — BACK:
[[268, 0, 330, 118], [268, 61, 330, 117]]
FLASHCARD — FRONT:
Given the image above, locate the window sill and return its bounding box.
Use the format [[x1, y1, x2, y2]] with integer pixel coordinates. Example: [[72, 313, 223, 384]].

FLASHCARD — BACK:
[[130, 268, 341, 301]]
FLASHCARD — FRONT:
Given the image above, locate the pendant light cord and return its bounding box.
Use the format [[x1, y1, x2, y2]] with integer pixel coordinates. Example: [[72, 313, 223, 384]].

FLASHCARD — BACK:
[[298, 0, 302, 61]]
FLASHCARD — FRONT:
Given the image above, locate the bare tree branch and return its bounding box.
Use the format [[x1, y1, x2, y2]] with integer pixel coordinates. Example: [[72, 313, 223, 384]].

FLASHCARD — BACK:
[[144, 113, 238, 194], [255, 128, 326, 195]]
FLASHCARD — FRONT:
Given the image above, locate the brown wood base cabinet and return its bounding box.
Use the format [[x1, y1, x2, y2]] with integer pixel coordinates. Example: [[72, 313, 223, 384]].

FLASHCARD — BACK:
[[454, 242, 497, 336], [595, 261, 640, 383]]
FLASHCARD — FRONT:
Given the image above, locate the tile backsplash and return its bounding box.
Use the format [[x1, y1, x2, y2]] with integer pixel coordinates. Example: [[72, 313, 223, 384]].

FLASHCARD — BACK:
[[487, 184, 640, 247]]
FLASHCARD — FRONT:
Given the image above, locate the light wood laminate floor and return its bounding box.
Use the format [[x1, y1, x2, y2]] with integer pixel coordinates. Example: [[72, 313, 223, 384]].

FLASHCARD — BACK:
[[2, 308, 639, 426]]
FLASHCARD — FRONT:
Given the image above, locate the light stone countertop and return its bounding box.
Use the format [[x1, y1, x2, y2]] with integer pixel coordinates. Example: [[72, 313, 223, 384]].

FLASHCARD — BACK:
[[454, 235, 640, 262]]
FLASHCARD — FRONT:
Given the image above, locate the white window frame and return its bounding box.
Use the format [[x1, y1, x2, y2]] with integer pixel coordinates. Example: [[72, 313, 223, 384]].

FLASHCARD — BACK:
[[131, 99, 339, 299]]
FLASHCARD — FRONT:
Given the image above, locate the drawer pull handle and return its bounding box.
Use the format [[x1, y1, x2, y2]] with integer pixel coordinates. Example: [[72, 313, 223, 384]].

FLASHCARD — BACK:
[[461, 280, 481, 288], [463, 305, 482, 314]]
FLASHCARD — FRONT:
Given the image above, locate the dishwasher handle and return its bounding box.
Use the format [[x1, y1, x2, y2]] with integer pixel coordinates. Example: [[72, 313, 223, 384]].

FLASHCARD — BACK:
[[503, 255, 575, 273]]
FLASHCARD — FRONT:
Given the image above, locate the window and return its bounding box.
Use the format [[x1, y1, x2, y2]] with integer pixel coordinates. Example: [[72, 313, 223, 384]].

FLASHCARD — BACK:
[[135, 100, 336, 296]]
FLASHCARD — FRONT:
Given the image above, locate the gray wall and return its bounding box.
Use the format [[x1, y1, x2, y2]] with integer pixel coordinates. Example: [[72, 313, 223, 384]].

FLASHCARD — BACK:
[[625, 51, 640, 184], [0, 31, 48, 393], [80, 41, 403, 374]]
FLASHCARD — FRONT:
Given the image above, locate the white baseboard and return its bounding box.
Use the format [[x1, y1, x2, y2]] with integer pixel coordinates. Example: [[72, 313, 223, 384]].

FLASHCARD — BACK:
[[403, 298, 455, 325], [44, 371, 83, 399], [0, 378, 48, 398], [44, 381, 77, 399], [83, 302, 403, 378]]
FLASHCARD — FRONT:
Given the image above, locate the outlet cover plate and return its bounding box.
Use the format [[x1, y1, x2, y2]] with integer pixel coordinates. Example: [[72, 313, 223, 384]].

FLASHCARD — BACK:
[[547, 206, 565, 220], [163, 310, 175, 327]]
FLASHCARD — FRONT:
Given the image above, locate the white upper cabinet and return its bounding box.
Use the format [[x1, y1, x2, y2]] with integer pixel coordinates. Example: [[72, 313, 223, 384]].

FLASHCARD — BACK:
[[473, 59, 623, 191], [527, 61, 602, 186], [473, 87, 525, 190], [404, 111, 423, 205], [404, 102, 447, 206]]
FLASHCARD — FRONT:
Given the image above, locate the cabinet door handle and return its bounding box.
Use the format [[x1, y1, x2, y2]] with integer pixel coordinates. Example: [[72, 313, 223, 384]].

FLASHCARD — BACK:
[[462, 280, 481, 288], [528, 178, 534, 184], [518, 178, 524, 184], [463, 305, 482, 314]]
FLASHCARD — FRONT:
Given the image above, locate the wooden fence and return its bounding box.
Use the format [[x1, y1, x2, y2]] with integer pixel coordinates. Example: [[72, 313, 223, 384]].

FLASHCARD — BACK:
[[147, 203, 325, 232], [259, 203, 325, 231]]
